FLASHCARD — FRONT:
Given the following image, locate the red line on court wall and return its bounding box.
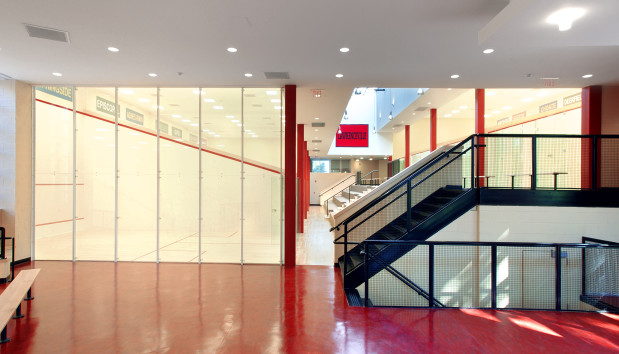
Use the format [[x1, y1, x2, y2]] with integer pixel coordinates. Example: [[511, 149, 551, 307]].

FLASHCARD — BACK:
[[36, 98, 281, 175], [36, 184, 85, 186], [36, 217, 85, 227]]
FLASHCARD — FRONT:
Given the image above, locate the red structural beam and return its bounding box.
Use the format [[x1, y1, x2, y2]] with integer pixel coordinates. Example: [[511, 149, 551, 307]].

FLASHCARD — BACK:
[[475, 89, 485, 188], [284, 85, 297, 267], [581, 86, 602, 189], [430, 108, 437, 151], [405, 125, 410, 168], [297, 124, 304, 233]]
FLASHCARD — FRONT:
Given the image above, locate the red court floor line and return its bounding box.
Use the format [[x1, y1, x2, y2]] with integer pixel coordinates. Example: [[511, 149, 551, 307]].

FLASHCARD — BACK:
[[131, 232, 199, 261], [1, 261, 617, 353], [35, 98, 281, 175], [35, 217, 85, 227]]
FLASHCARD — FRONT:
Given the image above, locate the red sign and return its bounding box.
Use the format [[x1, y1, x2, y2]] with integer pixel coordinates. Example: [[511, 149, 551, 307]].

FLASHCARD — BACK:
[[336, 124, 369, 147]]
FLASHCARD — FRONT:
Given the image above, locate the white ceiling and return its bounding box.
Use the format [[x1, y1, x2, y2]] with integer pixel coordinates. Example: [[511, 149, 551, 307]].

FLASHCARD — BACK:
[[2, 0, 618, 158]]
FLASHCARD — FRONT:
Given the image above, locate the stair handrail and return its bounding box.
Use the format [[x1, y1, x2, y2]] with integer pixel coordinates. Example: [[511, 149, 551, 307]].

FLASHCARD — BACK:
[[318, 175, 356, 198], [323, 169, 382, 216], [331, 134, 476, 234]]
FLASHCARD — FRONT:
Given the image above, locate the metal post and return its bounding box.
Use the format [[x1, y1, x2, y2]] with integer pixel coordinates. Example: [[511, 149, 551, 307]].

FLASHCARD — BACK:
[[31, 86, 36, 261], [1, 326, 9, 343], [555, 245, 562, 310], [114, 87, 118, 262], [531, 136, 537, 190], [25, 288, 34, 301], [581, 247, 586, 296], [429, 244, 435, 308], [364, 242, 369, 307], [72, 86, 76, 262], [156, 88, 160, 263], [406, 179, 412, 231], [12, 304, 23, 319], [592, 136, 598, 190], [240, 88, 245, 265], [491, 245, 497, 309], [198, 88, 202, 264], [343, 223, 348, 289], [471, 136, 475, 189]]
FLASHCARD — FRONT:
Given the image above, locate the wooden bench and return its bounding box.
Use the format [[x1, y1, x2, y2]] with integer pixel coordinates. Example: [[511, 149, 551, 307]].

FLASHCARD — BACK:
[[509, 172, 567, 190], [0, 269, 40, 343], [463, 175, 494, 188]]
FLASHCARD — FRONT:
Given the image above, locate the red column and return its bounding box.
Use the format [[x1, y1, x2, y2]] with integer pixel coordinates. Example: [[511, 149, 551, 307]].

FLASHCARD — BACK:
[[581, 86, 602, 189], [405, 125, 410, 168], [297, 124, 304, 233], [304, 142, 309, 217], [430, 108, 437, 151], [284, 85, 297, 267], [475, 89, 485, 187]]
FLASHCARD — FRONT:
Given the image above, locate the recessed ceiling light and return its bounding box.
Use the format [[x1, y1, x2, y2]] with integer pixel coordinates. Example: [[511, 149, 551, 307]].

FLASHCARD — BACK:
[[450, 74, 460, 79], [314, 117, 319, 120], [172, 114, 182, 118], [546, 8, 585, 31], [460, 105, 468, 109], [271, 99, 281, 103], [340, 47, 350, 53], [107, 47, 119, 52], [182, 119, 190, 122], [227, 47, 238, 53], [487, 91, 497, 96], [582, 74, 593, 78], [447, 88, 452, 91], [52, 72, 62, 77], [314, 129, 319, 132], [335, 73, 343, 78], [120, 89, 134, 95], [213, 106, 223, 110], [483, 49, 494, 54], [148, 73, 157, 77], [138, 98, 150, 103], [244, 73, 253, 77], [427, 102, 431, 105], [266, 90, 278, 95]]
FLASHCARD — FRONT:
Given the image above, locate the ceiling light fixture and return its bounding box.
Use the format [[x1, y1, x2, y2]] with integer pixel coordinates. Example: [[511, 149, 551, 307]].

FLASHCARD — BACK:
[[148, 73, 157, 77], [546, 8, 585, 31], [52, 72, 62, 77], [244, 73, 253, 77], [340, 47, 350, 53], [227, 47, 238, 53], [335, 73, 343, 78], [451, 74, 460, 79], [582, 74, 593, 78], [338, 126, 342, 134], [417, 88, 424, 96], [483, 49, 494, 54], [314, 117, 319, 120], [107, 47, 119, 52]]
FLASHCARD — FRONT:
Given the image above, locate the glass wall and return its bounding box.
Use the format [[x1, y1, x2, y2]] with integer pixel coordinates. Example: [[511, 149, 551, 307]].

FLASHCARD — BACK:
[[34, 86, 283, 264]]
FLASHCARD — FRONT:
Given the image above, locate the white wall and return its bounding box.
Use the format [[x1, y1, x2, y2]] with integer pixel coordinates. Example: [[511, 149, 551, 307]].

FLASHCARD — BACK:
[[310, 173, 353, 205]]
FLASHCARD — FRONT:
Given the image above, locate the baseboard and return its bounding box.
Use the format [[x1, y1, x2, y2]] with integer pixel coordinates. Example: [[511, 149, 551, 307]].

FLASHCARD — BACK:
[[0, 276, 9, 284], [12, 257, 31, 266], [310, 203, 321, 206]]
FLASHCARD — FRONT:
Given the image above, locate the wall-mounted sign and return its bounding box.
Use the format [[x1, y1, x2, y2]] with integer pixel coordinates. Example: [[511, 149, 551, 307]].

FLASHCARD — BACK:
[[512, 111, 526, 120], [171, 126, 183, 138], [126, 108, 144, 125], [96, 96, 117, 116], [159, 121, 169, 134], [336, 124, 369, 147], [563, 93, 582, 106], [36, 86, 73, 101], [539, 100, 558, 114]]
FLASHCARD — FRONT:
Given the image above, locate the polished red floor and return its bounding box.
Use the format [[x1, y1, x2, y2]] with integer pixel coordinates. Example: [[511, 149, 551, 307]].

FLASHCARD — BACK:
[[1, 261, 618, 353]]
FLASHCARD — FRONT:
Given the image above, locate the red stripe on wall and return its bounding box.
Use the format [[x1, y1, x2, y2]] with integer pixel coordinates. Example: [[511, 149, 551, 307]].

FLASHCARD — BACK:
[[35, 98, 281, 175], [36, 183, 85, 186], [36, 217, 85, 227]]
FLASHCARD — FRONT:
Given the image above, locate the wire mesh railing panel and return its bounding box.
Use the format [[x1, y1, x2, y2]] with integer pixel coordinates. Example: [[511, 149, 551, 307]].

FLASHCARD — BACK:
[[559, 247, 590, 311], [583, 247, 619, 306], [600, 138, 619, 188], [484, 136, 532, 188], [366, 244, 430, 307], [434, 245, 491, 308], [496, 246, 555, 310], [536, 137, 584, 189]]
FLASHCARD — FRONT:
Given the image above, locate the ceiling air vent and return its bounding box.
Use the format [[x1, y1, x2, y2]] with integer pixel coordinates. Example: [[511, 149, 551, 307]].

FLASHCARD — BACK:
[[0, 73, 12, 80], [393, 124, 403, 128], [312, 149, 320, 152], [24, 24, 70, 43], [415, 107, 428, 111], [311, 140, 322, 143], [311, 122, 325, 127], [264, 72, 290, 79]]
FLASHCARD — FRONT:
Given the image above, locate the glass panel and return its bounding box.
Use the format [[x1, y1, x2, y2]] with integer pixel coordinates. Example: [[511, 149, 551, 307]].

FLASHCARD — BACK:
[[242, 88, 282, 264], [75, 87, 115, 260], [159, 88, 200, 262], [201, 88, 242, 263], [34, 86, 75, 260], [117, 88, 157, 261]]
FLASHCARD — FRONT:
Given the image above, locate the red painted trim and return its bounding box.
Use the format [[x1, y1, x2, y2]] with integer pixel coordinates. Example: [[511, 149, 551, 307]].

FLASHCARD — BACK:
[[284, 85, 297, 267], [430, 109, 437, 151], [475, 89, 486, 187], [35, 98, 280, 175], [405, 125, 410, 168], [487, 105, 581, 134], [36, 217, 85, 227], [297, 124, 304, 232]]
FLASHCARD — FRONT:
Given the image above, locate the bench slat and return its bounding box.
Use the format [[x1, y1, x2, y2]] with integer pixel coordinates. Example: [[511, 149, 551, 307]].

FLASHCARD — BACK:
[[0, 269, 40, 330]]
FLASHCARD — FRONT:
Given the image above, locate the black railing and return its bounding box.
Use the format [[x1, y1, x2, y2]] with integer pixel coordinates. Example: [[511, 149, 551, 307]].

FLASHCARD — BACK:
[[0, 227, 15, 283], [581, 237, 619, 312], [360, 239, 619, 311], [318, 175, 356, 199], [324, 170, 381, 217], [359, 170, 380, 185], [333, 134, 619, 291]]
